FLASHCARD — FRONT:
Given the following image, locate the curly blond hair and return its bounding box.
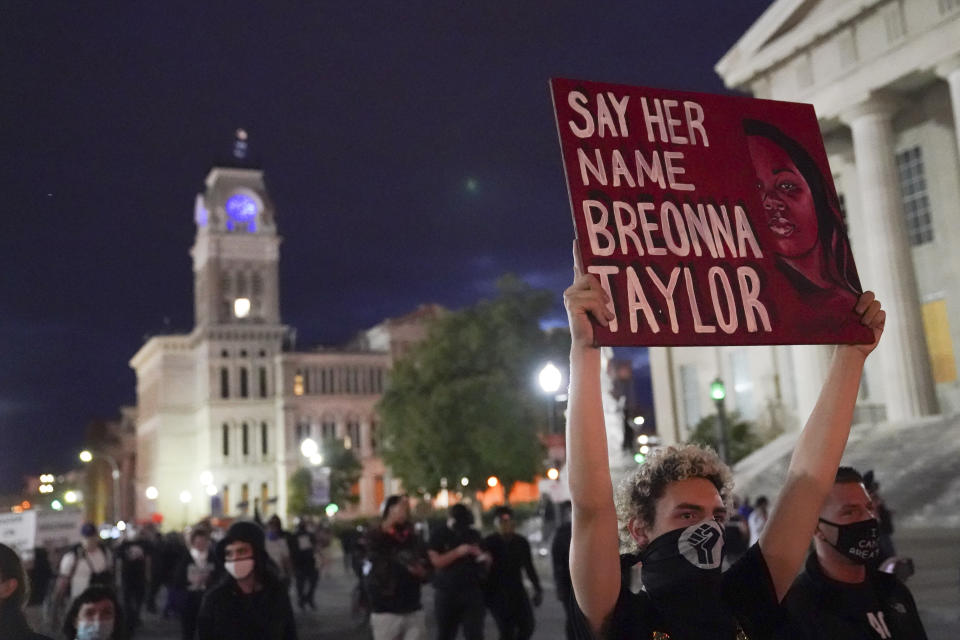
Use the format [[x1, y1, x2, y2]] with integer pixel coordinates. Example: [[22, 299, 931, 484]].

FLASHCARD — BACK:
[[614, 444, 734, 552]]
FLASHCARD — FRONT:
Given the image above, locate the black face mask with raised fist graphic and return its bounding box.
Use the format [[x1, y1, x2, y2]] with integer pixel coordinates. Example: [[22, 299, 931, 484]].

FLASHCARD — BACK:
[[639, 520, 736, 635], [818, 517, 880, 565]]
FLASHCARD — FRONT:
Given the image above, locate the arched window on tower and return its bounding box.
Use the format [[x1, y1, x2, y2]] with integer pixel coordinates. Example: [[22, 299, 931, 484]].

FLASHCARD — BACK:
[[221, 273, 231, 295], [242, 423, 249, 456], [222, 423, 230, 457], [220, 368, 229, 399], [346, 419, 361, 452], [261, 422, 268, 455], [259, 367, 268, 397], [252, 272, 264, 296], [240, 367, 249, 398], [236, 272, 248, 296]]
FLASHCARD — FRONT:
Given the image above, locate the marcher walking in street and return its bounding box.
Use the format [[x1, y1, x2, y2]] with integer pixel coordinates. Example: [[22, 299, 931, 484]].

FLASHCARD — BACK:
[[778, 466, 928, 639], [264, 516, 293, 591], [550, 501, 574, 640], [364, 495, 431, 640], [56, 524, 115, 604], [483, 506, 542, 640], [62, 585, 125, 640], [291, 520, 318, 610], [563, 249, 885, 639], [196, 521, 296, 640], [428, 504, 490, 640], [116, 528, 152, 635], [0, 542, 54, 640], [173, 527, 216, 640]]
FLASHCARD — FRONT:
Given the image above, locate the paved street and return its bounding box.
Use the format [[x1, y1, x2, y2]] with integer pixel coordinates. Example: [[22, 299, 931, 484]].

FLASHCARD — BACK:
[[25, 531, 958, 639]]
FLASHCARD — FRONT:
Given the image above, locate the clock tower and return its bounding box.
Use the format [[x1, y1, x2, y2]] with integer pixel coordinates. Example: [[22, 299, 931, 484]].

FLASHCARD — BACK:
[[191, 130, 281, 328]]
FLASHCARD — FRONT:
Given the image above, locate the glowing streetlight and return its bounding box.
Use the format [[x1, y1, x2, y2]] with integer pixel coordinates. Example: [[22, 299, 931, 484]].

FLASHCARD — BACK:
[[78, 450, 93, 463], [199, 470, 214, 486], [51, 500, 63, 511], [632, 416, 645, 426], [538, 362, 562, 394], [300, 438, 319, 459], [546, 468, 560, 481], [637, 434, 649, 445], [487, 476, 499, 488], [179, 490, 192, 504], [309, 453, 324, 466], [64, 490, 79, 504], [205, 484, 218, 496], [460, 477, 469, 487], [145, 486, 159, 500]]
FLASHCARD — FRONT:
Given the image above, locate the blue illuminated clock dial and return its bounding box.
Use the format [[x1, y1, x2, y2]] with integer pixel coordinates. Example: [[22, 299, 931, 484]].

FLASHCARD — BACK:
[[225, 194, 259, 222]]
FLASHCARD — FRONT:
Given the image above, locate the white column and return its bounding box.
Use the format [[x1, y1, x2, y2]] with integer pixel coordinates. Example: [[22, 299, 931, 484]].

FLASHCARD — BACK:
[[840, 95, 938, 421], [790, 345, 832, 426], [934, 54, 960, 161]]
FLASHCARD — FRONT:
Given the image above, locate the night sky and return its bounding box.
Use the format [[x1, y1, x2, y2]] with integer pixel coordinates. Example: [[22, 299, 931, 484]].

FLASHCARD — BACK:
[[1, 1, 773, 492]]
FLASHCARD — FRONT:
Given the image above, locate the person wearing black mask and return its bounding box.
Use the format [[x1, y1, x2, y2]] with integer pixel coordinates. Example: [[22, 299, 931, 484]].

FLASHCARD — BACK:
[[0, 543, 54, 640], [563, 249, 885, 639], [196, 521, 296, 640], [428, 504, 490, 640], [778, 467, 927, 639]]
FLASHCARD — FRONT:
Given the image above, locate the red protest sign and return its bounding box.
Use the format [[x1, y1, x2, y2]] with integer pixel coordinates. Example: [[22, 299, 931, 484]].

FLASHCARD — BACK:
[[551, 77, 873, 347]]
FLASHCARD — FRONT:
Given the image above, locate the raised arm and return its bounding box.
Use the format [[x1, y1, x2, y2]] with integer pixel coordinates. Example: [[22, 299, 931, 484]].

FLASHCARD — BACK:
[[760, 291, 885, 601], [564, 247, 621, 632]]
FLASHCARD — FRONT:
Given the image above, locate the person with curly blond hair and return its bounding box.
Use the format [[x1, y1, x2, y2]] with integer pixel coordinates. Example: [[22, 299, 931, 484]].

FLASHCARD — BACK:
[[562, 245, 885, 640]]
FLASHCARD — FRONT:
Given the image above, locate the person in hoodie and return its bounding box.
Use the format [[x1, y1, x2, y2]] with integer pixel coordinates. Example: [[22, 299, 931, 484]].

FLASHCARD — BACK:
[[196, 521, 296, 640], [0, 543, 54, 640], [174, 527, 217, 640]]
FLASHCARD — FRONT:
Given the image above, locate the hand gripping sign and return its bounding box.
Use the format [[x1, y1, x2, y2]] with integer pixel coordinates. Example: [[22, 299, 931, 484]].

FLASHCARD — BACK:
[[551, 77, 873, 347]]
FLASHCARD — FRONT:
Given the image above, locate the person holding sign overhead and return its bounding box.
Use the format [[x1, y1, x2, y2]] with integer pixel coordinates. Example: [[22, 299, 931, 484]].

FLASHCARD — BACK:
[[562, 243, 885, 639]]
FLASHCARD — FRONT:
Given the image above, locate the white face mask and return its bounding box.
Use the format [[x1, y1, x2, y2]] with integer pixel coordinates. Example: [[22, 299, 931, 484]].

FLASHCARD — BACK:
[[225, 558, 255, 581], [76, 618, 114, 640], [190, 547, 206, 564]]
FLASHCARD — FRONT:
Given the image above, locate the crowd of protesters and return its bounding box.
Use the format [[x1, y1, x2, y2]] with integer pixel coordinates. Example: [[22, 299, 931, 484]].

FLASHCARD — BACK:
[[0, 263, 934, 640]]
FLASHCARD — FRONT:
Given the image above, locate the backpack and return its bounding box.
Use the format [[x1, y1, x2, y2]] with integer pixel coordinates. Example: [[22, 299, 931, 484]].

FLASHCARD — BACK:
[[70, 543, 114, 588]]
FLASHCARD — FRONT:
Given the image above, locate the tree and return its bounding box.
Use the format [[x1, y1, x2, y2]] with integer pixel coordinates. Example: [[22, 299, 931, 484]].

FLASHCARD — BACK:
[[687, 411, 763, 465], [378, 275, 569, 502], [287, 438, 363, 516]]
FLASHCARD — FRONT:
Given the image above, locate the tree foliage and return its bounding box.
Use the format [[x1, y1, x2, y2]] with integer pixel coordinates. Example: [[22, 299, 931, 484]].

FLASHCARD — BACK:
[[378, 275, 569, 500], [687, 410, 763, 465], [287, 438, 363, 516]]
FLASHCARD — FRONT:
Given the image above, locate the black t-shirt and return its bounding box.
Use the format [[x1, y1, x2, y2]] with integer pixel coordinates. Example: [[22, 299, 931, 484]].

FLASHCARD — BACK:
[[483, 532, 541, 596], [778, 553, 927, 640], [574, 543, 784, 640], [428, 525, 486, 592], [118, 540, 151, 584]]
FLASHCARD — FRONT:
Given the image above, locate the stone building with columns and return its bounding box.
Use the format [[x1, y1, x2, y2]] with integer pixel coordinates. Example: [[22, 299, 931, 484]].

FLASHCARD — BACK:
[[651, 0, 960, 443], [130, 142, 438, 527]]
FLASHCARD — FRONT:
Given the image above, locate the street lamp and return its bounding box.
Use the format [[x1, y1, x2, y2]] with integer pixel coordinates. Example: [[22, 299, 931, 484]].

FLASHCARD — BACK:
[[487, 476, 499, 488], [711, 377, 730, 464], [145, 486, 159, 500], [79, 450, 121, 523], [300, 438, 319, 459], [538, 362, 563, 434]]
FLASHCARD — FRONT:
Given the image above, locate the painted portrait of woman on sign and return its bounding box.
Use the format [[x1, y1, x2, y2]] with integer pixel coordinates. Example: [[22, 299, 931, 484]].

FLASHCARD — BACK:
[[744, 119, 861, 312]]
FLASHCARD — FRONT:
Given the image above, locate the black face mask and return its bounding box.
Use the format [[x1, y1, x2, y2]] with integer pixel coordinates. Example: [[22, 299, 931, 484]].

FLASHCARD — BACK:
[[639, 520, 734, 634], [818, 517, 880, 564]]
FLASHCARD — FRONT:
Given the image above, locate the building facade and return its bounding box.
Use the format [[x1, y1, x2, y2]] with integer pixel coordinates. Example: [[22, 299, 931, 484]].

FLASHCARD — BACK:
[[653, 0, 960, 443], [130, 152, 437, 527]]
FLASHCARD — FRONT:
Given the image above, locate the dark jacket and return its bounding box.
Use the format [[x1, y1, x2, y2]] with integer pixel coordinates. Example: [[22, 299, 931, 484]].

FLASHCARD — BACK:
[[196, 575, 297, 640], [0, 609, 54, 640], [364, 524, 430, 614], [780, 553, 928, 639]]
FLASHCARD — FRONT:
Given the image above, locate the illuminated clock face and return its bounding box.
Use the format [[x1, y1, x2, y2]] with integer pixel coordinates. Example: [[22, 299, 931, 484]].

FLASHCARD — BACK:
[[225, 193, 259, 223]]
